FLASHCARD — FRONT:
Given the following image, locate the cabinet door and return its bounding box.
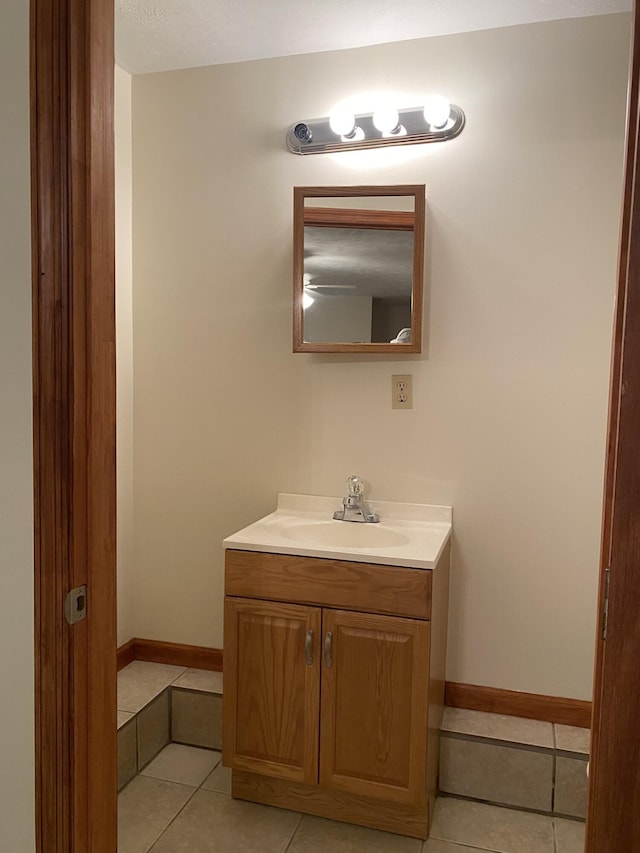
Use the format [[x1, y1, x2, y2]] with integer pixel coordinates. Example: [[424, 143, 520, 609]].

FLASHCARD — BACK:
[[223, 596, 321, 783], [320, 609, 430, 804]]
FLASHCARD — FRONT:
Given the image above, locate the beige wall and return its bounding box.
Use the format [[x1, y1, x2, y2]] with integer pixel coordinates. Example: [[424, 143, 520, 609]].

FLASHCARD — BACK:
[[116, 65, 136, 646], [0, 0, 35, 848], [129, 15, 630, 699]]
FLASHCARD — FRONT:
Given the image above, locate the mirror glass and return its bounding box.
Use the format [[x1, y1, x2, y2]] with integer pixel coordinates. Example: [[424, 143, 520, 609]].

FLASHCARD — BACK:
[[293, 186, 425, 353]]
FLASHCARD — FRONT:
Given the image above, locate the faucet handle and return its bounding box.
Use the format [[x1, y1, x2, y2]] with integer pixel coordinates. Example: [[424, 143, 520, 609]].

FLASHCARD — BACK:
[[346, 475, 364, 498]]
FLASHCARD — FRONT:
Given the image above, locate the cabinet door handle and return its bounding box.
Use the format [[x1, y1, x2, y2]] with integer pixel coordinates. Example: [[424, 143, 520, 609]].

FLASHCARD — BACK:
[[324, 631, 333, 668], [305, 629, 314, 666]]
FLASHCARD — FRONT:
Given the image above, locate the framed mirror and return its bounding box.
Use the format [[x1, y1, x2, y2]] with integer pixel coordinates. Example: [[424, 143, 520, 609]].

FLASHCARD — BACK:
[[293, 185, 425, 353]]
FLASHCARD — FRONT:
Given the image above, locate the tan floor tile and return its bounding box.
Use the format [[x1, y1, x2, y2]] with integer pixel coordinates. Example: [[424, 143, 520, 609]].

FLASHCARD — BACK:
[[288, 815, 421, 852], [171, 689, 222, 749], [118, 775, 195, 853], [554, 757, 588, 818], [423, 841, 492, 853], [137, 691, 170, 770], [173, 669, 223, 694], [148, 789, 300, 853], [554, 818, 585, 853], [118, 711, 134, 730], [118, 661, 187, 714], [141, 744, 221, 787], [441, 708, 553, 748], [118, 719, 137, 793], [201, 762, 231, 795], [554, 725, 590, 755], [440, 736, 553, 811], [429, 797, 554, 853]]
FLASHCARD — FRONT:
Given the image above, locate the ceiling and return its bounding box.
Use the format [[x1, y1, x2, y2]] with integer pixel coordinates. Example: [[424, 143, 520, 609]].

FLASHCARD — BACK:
[[304, 226, 413, 299], [116, 0, 631, 75]]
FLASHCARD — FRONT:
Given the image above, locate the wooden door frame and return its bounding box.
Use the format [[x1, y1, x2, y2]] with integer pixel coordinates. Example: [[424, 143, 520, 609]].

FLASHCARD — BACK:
[[586, 3, 640, 850], [31, 0, 117, 851], [30, 0, 640, 850]]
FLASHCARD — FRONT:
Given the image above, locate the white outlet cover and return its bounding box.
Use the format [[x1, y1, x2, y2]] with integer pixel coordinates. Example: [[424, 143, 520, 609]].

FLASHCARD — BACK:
[[392, 374, 413, 410]]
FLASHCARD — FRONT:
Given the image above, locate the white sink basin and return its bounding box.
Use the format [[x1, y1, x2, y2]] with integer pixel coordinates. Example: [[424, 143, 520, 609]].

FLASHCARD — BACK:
[[279, 520, 410, 550], [223, 494, 452, 570]]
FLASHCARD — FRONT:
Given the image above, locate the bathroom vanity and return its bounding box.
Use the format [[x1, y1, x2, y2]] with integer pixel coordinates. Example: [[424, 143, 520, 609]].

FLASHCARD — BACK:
[[222, 494, 451, 839]]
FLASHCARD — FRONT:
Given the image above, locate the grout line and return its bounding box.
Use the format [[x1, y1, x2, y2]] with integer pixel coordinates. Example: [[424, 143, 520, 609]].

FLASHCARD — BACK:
[[168, 682, 174, 743], [428, 823, 516, 853], [118, 679, 183, 716], [171, 667, 188, 685], [208, 752, 224, 780], [139, 744, 223, 787], [555, 749, 589, 760], [134, 716, 139, 779], [436, 792, 575, 823], [116, 661, 189, 714], [144, 782, 201, 853], [136, 690, 171, 773], [172, 684, 224, 698], [441, 729, 588, 760], [194, 752, 223, 791], [441, 730, 556, 756], [281, 813, 304, 853]]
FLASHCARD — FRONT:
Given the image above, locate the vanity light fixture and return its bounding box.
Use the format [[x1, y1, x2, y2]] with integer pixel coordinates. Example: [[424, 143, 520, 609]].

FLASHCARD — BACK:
[[423, 95, 452, 129], [302, 274, 315, 310], [372, 106, 403, 136], [287, 97, 464, 155], [329, 108, 357, 138]]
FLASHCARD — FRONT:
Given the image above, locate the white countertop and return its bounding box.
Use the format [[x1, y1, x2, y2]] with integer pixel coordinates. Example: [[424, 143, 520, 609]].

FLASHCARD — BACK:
[[223, 493, 452, 570]]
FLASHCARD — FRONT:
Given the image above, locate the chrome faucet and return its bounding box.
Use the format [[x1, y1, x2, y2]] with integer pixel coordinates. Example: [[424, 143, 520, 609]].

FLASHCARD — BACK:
[[333, 475, 380, 523]]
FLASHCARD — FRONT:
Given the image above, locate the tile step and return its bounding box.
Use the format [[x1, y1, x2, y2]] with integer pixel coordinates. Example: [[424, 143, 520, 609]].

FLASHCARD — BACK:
[[118, 662, 590, 822], [439, 707, 589, 820], [117, 663, 222, 791]]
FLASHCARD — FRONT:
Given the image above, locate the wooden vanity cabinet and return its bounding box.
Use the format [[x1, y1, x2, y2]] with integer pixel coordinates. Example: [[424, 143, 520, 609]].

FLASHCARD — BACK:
[[223, 547, 450, 840], [223, 598, 320, 784], [319, 608, 430, 807]]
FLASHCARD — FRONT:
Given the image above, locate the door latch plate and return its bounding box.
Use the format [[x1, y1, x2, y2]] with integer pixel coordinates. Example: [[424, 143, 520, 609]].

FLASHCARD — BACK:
[[65, 585, 87, 625]]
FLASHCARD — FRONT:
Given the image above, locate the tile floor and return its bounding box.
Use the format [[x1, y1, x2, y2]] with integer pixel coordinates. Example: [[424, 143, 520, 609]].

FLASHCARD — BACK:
[[119, 743, 585, 853]]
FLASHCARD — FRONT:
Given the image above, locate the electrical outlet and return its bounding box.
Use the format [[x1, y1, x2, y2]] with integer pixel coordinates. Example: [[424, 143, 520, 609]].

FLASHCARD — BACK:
[[392, 374, 413, 410]]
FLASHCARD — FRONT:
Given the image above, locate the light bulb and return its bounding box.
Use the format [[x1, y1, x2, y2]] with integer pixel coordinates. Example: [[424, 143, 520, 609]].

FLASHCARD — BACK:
[[303, 291, 315, 310], [423, 95, 451, 129], [373, 106, 400, 134], [329, 108, 356, 138], [348, 126, 365, 142]]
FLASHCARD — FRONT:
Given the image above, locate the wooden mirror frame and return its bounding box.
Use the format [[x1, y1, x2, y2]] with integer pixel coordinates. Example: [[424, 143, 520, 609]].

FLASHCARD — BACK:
[[293, 185, 425, 353]]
